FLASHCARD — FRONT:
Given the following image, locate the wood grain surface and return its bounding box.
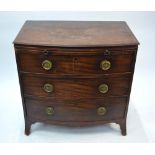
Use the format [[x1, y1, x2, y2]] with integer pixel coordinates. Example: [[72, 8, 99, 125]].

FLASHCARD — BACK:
[[22, 75, 131, 99], [14, 21, 139, 47], [26, 97, 127, 122], [17, 47, 135, 75]]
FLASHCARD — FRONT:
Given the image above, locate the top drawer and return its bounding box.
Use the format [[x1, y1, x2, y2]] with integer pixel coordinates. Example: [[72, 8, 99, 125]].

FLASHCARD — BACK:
[[15, 46, 137, 75]]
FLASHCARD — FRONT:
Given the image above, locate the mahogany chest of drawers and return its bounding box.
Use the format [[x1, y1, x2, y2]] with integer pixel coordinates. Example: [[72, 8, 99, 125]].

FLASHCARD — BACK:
[[14, 21, 139, 136]]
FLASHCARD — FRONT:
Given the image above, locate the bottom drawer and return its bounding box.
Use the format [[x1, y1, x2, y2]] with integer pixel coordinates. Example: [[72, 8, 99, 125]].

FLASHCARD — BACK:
[[26, 97, 127, 123]]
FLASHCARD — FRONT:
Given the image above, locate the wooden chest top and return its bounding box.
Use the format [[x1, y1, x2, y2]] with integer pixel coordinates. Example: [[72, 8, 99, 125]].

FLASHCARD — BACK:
[[14, 21, 139, 47]]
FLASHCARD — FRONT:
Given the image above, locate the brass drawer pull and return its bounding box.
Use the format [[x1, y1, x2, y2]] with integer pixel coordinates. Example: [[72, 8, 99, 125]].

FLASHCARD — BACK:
[[100, 60, 111, 70], [98, 84, 109, 94], [43, 83, 54, 93], [42, 60, 52, 70], [46, 107, 54, 115], [97, 107, 107, 116]]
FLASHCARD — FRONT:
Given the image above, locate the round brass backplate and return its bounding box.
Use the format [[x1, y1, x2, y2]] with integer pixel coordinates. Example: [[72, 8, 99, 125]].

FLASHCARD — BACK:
[[98, 84, 109, 94], [100, 60, 111, 71], [42, 60, 52, 70], [43, 83, 54, 93], [46, 107, 54, 115], [97, 107, 107, 116]]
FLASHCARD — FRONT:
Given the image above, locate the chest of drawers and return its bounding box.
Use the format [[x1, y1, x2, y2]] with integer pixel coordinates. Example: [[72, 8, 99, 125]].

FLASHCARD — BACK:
[[14, 21, 139, 136]]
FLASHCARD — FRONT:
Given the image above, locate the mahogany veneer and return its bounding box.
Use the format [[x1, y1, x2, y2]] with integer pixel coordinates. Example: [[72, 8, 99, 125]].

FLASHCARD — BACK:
[[14, 21, 139, 136]]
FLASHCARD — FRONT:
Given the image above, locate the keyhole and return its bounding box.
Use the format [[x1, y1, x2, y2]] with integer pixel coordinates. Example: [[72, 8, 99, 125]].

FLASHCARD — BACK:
[[73, 57, 78, 72], [74, 57, 78, 62]]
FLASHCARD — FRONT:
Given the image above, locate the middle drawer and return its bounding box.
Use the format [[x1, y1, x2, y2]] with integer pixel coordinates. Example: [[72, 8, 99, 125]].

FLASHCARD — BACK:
[[22, 75, 131, 99]]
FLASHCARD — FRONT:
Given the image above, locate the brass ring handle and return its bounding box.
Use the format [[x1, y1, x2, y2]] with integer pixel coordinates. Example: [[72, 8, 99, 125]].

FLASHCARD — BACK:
[[43, 83, 54, 93], [42, 60, 52, 70], [104, 49, 110, 55], [43, 50, 49, 55], [98, 84, 109, 94], [97, 107, 107, 116], [100, 60, 111, 70], [46, 107, 54, 115]]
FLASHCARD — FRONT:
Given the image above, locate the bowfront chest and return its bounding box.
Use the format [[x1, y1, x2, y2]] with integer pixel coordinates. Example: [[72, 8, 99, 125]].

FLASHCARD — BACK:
[[14, 21, 139, 136]]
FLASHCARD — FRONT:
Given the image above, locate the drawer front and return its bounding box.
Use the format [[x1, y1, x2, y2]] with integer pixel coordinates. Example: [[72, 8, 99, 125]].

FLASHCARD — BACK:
[[17, 50, 135, 74], [22, 75, 131, 98], [26, 97, 127, 122]]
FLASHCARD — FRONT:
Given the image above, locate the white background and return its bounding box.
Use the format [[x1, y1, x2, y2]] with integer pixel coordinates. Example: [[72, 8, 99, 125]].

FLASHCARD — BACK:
[[0, 11, 155, 142]]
